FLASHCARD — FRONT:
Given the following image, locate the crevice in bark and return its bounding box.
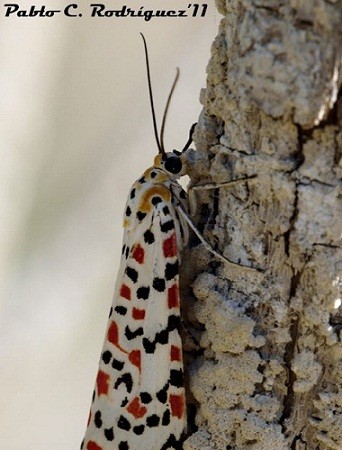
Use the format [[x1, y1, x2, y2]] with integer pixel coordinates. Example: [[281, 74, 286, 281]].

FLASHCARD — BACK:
[[312, 243, 341, 249], [280, 145, 302, 429], [299, 179, 336, 188], [220, 142, 251, 156], [291, 434, 308, 450], [280, 297, 300, 430], [296, 124, 308, 167]]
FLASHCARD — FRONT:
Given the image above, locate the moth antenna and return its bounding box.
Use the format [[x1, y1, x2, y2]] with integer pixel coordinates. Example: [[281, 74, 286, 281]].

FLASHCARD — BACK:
[[160, 68, 180, 155], [140, 33, 164, 157]]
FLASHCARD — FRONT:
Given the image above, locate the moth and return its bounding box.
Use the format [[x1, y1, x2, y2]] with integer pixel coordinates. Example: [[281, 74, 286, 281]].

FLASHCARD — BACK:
[[80, 33, 195, 450], [81, 34, 257, 450]]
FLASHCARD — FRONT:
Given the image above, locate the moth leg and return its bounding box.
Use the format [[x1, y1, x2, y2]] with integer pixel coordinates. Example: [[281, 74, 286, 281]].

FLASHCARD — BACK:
[[175, 203, 263, 273], [181, 122, 197, 153], [188, 175, 257, 216], [190, 175, 257, 191]]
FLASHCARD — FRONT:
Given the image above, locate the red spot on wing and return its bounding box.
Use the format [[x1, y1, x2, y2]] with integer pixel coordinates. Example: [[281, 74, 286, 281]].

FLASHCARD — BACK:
[[163, 233, 177, 258], [129, 349, 141, 371], [132, 244, 145, 264], [168, 284, 179, 309], [132, 307, 145, 320], [107, 321, 126, 353], [96, 370, 110, 396], [107, 321, 119, 346], [120, 284, 131, 300], [87, 442, 103, 450], [126, 396, 147, 419], [170, 394, 185, 419], [170, 345, 181, 362]]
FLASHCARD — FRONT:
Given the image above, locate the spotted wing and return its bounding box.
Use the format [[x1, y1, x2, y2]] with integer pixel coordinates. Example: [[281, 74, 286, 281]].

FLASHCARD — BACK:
[[82, 190, 186, 450]]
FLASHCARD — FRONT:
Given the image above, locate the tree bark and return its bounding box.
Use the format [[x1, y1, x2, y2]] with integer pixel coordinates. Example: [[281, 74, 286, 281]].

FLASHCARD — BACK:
[[182, 1, 341, 449]]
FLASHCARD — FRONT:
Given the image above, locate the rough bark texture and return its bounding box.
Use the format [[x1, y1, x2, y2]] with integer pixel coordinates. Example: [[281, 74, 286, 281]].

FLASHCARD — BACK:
[[182, 1, 341, 449]]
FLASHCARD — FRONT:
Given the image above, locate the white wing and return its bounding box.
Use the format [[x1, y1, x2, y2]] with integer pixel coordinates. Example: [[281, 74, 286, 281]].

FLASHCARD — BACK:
[[82, 179, 186, 450]]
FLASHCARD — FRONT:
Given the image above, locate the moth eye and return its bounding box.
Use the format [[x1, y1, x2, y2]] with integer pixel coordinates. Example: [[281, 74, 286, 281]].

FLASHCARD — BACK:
[[164, 156, 182, 174]]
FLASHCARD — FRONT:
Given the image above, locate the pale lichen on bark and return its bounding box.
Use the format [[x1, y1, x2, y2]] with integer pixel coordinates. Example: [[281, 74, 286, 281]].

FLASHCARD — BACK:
[[182, 1, 341, 449]]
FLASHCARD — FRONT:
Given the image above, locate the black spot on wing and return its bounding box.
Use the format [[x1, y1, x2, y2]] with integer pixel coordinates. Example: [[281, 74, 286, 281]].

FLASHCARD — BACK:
[[137, 211, 147, 221], [144, 229, 155, 244], [162, 409, 171, 426], [156, 383, 169, 404], [125, 325, 143, 340], [150, 171, 157, 178], [163, 205, 170, 215], [94, 410, 102, 428], [146, 414, 160, 427], [125, 246, 130, 259], [157, 328, 169, 345], [117, 415, 131, 431], [109, 307, 113, 318], [133, 424, 145, 435], [119, 442, 129, 450], [138, 177, 145, 184], [168, 314, 181, 331], [114, 372, 133, 393], [121, 397, 129, 407], [115, 305, 127, 316], [140, 392, 152, 404], [165, 261, 179, 280], [104, 427, 114, 441], [152, 196, 163, 205], [170, 369, 184, 388], [153, 277, 166, 292], [126, 266, 138, 283], [130, 188, 136, 199], [160, 219, 174, 233], [142, 337, 155, 353], [112, 359, 124, 371], [102, 350, 112, 364], [137, 286, 150, 300], [125, 206, 132, 217]]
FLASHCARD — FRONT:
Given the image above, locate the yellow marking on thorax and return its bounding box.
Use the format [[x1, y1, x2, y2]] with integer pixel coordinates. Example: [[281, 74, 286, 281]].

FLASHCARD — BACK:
[[142, 167, 169, 183], [153, 154, 163, 168], [140, 185, 171, 212]]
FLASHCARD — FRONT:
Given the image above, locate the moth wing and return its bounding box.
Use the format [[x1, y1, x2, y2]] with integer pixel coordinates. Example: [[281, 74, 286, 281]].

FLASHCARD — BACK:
[[82, 196, 185, 450]]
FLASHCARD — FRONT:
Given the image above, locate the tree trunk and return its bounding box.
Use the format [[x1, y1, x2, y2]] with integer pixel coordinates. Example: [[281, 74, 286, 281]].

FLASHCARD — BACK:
[[182, 1, 341, 449]]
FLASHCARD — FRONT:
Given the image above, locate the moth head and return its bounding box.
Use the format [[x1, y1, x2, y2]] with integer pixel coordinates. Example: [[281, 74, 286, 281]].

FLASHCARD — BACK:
[[154, 150, 185, 178]]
